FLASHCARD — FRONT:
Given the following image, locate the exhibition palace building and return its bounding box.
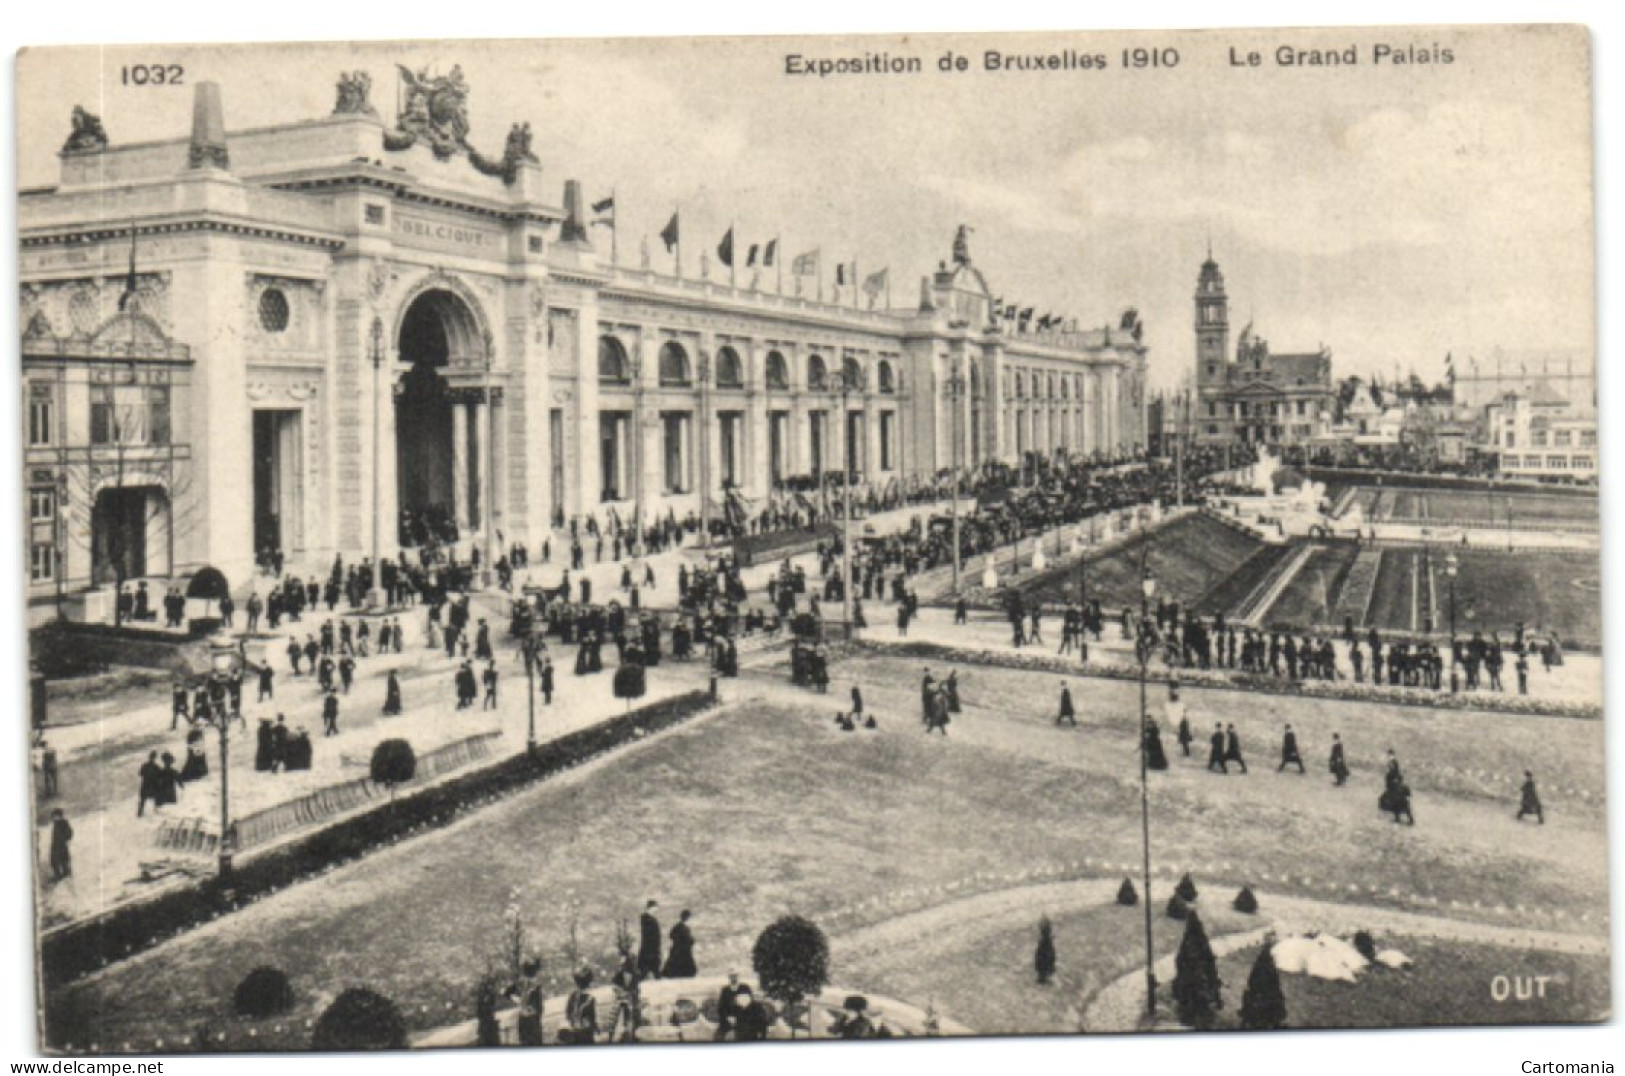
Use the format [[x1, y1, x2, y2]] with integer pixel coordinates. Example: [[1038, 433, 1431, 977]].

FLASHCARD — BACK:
[[19, 69, 1147, 617]]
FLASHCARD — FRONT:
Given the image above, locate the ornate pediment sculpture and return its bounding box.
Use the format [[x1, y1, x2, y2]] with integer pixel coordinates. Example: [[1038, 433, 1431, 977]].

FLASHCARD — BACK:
[[333, 70, 378, 117], [382, 63, 536, 185]]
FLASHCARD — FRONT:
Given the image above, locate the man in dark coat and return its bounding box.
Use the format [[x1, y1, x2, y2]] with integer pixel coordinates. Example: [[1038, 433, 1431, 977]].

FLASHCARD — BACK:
[[1207, 724, 1228, 774], [322, 692, 340, 737], [1277, 723, 1304, 773], [1329, 732, 1349, 786], [714, 971, 745, 1041], [1055, 682, 1076, 727], [48, 808, 73, 882], [137, 751, 162, 816], [1224, 723, 1248, 773], [638, 899, 663, 979], [1517, 770, 1544, 824]]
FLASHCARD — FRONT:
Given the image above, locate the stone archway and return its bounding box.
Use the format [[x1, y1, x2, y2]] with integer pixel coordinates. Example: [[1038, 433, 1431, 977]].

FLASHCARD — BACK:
[[394, 287, 488, 548]]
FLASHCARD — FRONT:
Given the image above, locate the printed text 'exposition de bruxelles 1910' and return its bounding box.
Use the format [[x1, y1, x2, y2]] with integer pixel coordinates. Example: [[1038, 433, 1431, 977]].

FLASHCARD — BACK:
[[782, 42, 1457, 78]]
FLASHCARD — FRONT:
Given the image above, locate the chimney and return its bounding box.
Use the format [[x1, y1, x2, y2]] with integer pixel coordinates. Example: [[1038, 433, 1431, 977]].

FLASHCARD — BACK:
[[187, 81, 230, 170], [559, 179, 589, 245]]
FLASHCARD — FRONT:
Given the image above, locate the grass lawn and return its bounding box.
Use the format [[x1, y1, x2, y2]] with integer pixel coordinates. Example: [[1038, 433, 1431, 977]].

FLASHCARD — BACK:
[[1210, 938, 1609, 1029], [1263, 543, 1359, 630], [45, 653, 1610, 1050], [1367, 550, 1417, 633], [1449, 550, 1602, 647]]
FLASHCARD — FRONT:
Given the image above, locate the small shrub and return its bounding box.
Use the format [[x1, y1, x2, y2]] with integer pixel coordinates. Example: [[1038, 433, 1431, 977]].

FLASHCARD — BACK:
[[1352, 930, 1377, 963], [1233, 886, 1259, 914], [311, 987, 406, 1051], [1166, 893, 1189, 920], [1175, 873, 1199, 903], [1171, 911, 1222, 1029], [1034, 916, 1056, 984], [369, 739, 416, 790], [1116, 878, 1138, 906], [1240, 945, 1287, 1030], [613, 664, 647, 709], [232, 966, 294, 1018]]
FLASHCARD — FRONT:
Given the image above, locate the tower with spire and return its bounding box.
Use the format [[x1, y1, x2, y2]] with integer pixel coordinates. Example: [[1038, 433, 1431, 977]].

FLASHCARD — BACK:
[[1195, 243, 1229, 397]]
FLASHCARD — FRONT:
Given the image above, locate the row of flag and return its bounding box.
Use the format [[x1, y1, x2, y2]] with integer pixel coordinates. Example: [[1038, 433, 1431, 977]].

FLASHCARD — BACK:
[[587, 199, 1070, 329]]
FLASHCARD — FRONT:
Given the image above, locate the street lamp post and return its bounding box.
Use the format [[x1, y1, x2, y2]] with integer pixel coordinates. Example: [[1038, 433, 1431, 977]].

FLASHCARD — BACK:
[[197, 638, 243, 881], [1446, 552, 1459, 693], [944, 371, 967, 594], [1137, 547, 1158, 1024], [368, 318, 387, 610], [521, 625, 541, 755]]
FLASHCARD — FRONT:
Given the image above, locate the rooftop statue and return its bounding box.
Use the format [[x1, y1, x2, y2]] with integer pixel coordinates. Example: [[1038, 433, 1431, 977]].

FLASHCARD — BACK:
[[62, 105, 108, 153], [332, 70, 377, 116]]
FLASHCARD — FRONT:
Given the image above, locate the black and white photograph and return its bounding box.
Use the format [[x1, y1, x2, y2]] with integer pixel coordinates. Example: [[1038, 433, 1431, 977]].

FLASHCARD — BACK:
[[9, 19, 1611, 1059]]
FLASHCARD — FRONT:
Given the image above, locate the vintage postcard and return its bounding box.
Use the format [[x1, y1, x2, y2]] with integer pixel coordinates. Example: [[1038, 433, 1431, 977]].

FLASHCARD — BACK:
[[17, 24, 1603, 1053]]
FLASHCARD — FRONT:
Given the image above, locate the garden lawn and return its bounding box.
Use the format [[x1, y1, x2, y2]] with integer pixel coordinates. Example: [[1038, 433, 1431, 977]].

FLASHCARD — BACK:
[[46, 652, 1610, 1050], [1367, 550, 1417, 633], [1261, 543, 1359, 630], [1448, 550, 1602, 647]]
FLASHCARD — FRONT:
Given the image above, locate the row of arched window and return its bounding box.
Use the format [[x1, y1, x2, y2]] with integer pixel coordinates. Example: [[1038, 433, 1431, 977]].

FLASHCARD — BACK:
[[597, 336, 897, 395]]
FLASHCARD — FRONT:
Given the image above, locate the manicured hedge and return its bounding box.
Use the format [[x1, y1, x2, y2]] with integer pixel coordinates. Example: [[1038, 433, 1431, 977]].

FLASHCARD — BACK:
[[41, 690, 715, 988]]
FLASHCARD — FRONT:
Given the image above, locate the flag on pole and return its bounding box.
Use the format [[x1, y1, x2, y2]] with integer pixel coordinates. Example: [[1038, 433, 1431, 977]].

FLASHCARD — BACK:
[[835, 262, 852, 286], [763, 238, 778, 267], [717, 227, 735, 268], [591, 195, 616, 219], [863, 268, 888, 308], [117, 225, 139, 311], [792, 249, 819, 276], [745, 243, 760, 268], [660, 212, 681, 253]]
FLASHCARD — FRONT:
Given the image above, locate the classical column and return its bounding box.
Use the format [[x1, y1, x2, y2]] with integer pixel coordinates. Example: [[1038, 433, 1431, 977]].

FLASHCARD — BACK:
[[475, 395, 493, 546], [453, 401, 470, 531]]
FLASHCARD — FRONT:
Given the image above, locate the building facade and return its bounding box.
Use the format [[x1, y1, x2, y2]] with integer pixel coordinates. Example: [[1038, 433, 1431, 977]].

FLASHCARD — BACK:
[[1483, 391, 1598, 482], [20, 73, 1147, 619], [1192, 254, 1334, 447]]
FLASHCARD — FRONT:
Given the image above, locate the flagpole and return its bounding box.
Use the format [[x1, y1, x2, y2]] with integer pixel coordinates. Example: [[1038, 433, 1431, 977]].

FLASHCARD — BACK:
[[675, 205, 683, 278], [730, 221, 737, 290], [611, 188, 618, 266], [776, 237, 783, 295], [817, 249, 823, 304]]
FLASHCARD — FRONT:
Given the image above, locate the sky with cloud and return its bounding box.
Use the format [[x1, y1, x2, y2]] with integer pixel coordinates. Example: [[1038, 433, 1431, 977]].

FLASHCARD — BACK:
[[17, 26, 1594, 389]]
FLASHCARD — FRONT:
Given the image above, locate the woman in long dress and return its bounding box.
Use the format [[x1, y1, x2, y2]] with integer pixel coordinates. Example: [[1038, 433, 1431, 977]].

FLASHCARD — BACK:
[[1143, 718, 1169, 771], [383, 670, 403, 716], [661, 910, 698, 978]]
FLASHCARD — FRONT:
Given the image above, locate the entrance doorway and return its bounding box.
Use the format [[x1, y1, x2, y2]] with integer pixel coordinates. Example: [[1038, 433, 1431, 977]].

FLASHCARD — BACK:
[[395, 288, 484, 548], [252, 410, 301, 558], [91, 486, 155, 586]]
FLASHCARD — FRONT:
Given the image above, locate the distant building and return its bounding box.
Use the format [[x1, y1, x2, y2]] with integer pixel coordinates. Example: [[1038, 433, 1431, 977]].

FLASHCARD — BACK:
[[1192, 254, 1335, 447], [1483, 389, 1597, 482]]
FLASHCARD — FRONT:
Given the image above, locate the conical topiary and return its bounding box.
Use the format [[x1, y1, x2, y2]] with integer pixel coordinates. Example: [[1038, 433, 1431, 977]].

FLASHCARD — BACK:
[[1175, 873, 1199, 902], [1352, 930, 1377, 963], [1170, 910, 1223, 1029], [1166, 893, 1189, 920], [1034, 915, 1056, 985], [1117, 878, 1139, 906], [1233, 886, 1259, 914], [1239, 944, 1287, 1030]]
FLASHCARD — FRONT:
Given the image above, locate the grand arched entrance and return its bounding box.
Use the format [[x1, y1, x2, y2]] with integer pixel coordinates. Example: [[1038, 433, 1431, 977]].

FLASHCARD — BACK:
[[394, 288, 486, 549]]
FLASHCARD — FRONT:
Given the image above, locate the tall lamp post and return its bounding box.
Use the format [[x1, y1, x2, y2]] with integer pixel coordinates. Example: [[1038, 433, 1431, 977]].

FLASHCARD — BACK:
[[368, 318, 387, 610], [944, 370, 967, 594], [520, 624, 542, 755], [1446, 552, 1459, 693], [829, 366, 863, 636], [1136, 540, 1158, 1023], [196, 637, 244, 881]]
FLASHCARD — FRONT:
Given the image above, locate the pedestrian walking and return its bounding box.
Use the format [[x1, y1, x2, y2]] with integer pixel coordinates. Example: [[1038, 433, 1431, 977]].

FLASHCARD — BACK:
[[1277, 723, 1305, 773], [1517, 770, 1545, 824]]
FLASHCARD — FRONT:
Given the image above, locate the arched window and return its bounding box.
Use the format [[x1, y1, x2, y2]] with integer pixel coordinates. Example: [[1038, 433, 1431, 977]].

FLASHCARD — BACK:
[[715, 346, 743, 389], [877, 359, 895, 394], [841, 355, 863, 389], [969, 360, 982, 397], [765, 351, 789, 391], [1048, 374, 1057, 399], [1060, 378, 1070, 400], [598, 336, 630, 384], [658, 341, 690, 386], [807, 353, 828, 391]]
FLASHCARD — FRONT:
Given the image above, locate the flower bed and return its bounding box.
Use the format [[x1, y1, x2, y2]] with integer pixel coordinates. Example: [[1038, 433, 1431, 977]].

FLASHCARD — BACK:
[[856, 640, 1602, 720], [40, 690, 717, 989]]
